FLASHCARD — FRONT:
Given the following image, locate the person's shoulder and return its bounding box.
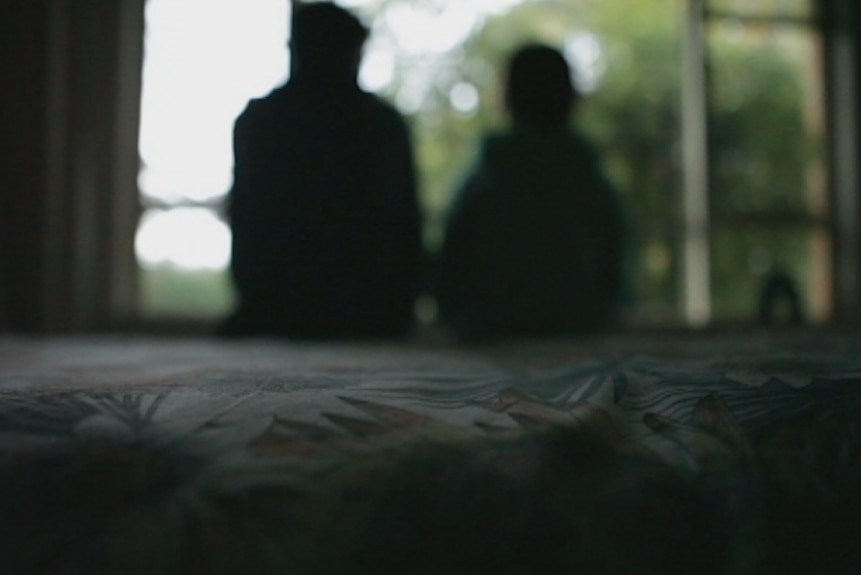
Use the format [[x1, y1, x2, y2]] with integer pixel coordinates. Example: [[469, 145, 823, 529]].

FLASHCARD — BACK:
[[358, 90, 407, 124], [239, 84, 292, 120], [562, 126, 603, 157], [454, 132, 508, 195], [482, 131, 509, 148]]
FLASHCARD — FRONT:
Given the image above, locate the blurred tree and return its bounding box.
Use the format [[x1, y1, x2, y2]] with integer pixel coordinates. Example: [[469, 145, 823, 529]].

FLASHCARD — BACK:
[[707, 24, 819, 318], [359, 0, 818, 324], [379, 0, 687, 320]]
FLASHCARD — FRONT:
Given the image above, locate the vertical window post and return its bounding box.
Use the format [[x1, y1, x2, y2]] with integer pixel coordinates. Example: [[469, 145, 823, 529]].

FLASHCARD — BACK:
[[681, 0, 712, 326], [825, 0, 860, 322]]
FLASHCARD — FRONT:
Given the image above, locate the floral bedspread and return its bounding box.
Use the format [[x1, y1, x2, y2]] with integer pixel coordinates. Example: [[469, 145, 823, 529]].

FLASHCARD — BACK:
[[1, 333, 860, 573]]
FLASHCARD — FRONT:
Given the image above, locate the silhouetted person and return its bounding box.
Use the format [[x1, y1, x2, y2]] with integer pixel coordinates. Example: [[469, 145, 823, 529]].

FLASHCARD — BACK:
[[758, 269, 804, 327], [436, 44, 628, 340], [223, 3, 423, 339]]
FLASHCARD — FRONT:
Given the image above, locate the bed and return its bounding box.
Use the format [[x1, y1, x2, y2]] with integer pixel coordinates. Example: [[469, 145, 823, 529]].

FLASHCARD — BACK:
[[1, 331, 859, 574]]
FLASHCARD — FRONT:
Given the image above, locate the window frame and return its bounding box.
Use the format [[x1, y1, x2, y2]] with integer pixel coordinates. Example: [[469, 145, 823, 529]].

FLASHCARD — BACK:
[[680, 0, 844, 326], [122, 0, 859, 331]]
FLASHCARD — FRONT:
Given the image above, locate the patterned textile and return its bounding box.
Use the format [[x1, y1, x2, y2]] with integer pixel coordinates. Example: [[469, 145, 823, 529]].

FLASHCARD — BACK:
[[1, 333, 860, 573]]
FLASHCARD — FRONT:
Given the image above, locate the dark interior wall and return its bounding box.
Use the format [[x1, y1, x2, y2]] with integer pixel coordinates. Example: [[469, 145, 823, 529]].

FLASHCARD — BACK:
[[0, 1, 143, 333], [821, 0, 861, 320], [850, 0, 861, 116], [0, 3, 52, 331], [849, 0, 861, 319]]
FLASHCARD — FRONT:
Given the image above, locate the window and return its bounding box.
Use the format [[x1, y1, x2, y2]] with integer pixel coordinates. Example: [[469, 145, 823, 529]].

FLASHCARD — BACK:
[[703, 0, 830, 323], [136, 0, 833, 327], [136, 0, 290, 318]]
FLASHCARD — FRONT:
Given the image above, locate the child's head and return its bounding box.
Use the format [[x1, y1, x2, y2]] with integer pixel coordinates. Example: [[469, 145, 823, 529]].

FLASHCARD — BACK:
[[504, 43, 579, 127]]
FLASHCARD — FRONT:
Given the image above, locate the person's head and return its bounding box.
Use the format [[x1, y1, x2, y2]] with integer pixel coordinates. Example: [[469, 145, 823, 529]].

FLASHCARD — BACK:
[[504, 44, 579, 127], [291, 2, 369, 82]]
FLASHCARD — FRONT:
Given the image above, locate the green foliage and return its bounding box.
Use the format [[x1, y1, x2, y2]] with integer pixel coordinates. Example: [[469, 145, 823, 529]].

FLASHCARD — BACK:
[[384, 0, 819, 323], [707, 23, 820, 318], [143, 0, 821, 324], [140, 267, 235, 318], [710, 32, 813, 215]]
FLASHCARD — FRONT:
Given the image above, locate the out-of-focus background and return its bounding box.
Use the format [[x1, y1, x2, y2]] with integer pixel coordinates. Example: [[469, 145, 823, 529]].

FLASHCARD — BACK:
[[2, 0, 860, 334]]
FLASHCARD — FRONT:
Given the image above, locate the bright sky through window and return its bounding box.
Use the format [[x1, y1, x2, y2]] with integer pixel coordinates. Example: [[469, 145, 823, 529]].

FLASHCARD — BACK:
[[138, 0, 290, 205], [136, 0, 289, 270], [135, 0, 537, 271]]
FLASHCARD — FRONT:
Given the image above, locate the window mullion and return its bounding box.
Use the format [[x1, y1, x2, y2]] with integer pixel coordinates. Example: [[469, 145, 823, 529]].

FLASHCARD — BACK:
[[681, 0, 712, 326]]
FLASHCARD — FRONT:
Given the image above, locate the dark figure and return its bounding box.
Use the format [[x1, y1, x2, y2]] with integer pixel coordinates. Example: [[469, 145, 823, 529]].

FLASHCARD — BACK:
[[758, 269, 804, 327], [436, 44, 628, 340], [223, 3, 423, 339]]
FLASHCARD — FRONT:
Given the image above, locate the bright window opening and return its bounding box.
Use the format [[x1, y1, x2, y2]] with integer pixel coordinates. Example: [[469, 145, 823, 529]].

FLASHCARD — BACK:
[[136, 0, 290, 317], [137, 0, 829, 326]]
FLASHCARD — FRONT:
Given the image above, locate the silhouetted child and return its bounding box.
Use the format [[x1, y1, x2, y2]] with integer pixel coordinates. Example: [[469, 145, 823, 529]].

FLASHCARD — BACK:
[[437, 44, 628, 340], [223, 2, 424, 339]]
